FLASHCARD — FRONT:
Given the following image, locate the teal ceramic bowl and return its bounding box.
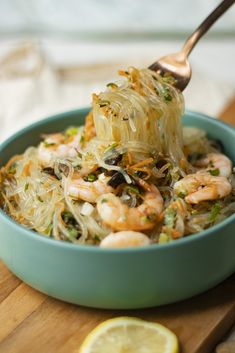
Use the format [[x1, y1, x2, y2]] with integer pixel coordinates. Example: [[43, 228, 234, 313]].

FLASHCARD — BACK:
[[0, 109, 235, 309]]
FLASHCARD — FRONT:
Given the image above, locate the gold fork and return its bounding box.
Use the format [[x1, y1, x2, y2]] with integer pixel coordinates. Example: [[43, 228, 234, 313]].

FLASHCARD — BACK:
[[149, 0, 235, 91]]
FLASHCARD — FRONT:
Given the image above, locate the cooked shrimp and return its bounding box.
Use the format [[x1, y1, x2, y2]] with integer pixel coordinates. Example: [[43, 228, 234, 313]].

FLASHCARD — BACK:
[[161, 199, 188, 239], [38, 132, 82, 167], [67, 173, 113, 203], [174, 172, 232, 204], [100, 231, 150, 248], [97, 184, 163, 231], [194, 153, 232, 178]]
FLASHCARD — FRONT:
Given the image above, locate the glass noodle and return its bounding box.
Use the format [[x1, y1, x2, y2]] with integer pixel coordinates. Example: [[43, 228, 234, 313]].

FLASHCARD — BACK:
[[0, 67, 234, 245]]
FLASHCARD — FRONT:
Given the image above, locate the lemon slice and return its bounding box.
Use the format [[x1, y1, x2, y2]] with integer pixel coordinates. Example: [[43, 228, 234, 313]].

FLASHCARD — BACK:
[[79, 316, 179, 353]]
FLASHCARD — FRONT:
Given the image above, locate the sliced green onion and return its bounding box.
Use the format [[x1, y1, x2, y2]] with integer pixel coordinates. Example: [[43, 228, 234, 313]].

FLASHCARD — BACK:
[[45, 223, 53, 236], [162, 87, 172, 102], [178, 192, 186, 199], [94, 235, 101, 242], [164, 208, 176, 227], [62, 211, 74, 224], [104, 143, 118, 154], [209, 203, 221, 222], [37, 196, 43, 202], [107, 82, 118, 89], [84, 173, 97, 182], [8, 164, 17, 174], [43, 141, 56, 148], [80, 134, 85, 143], [126, 185, 140, 195], [162, 75, 177, 85], [208, 168, 220, 176], [68, 227, 79, 240], [66, 127, 79, 136], [159, 233, 170, 244], [98, 100, 110, 107]]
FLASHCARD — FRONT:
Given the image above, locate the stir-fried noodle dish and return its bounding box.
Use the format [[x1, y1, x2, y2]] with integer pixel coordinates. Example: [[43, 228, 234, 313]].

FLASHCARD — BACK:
[[1, 68, 234, 247]]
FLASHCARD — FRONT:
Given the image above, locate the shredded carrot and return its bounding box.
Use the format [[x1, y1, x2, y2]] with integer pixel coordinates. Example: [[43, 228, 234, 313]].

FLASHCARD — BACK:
[[67, 135, 75, 143], [127, 152, 132, 165], [161, 226, 182, 240], [146, 119, 150, 129], [23, 161, 32, 177], [132, 81, 143, 95], [128, 167, 152, 180], [183, 146, 190, 157], [84, 111, 96, 143], [118, 70, 129, 78], [180, 158, 187, 169], [171, 229, 182, 239], [41, 133, 64, 144], [92, 93, 99, 101], [129, 158, 154, 169]]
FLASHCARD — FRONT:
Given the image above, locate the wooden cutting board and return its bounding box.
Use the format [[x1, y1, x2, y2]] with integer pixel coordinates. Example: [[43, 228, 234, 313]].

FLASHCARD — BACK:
[[0, 99, 235, 353]]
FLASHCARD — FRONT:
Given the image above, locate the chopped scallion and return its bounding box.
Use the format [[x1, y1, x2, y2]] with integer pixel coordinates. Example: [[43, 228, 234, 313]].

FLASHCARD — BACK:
[[66, 127, 79, 136], [162, 87, 172, 102], [208, 168, 220, 176], [107, 82, 118, 89], [43, 141, 56, 148], [159, 233, 170, 244], [84, 173, 97, 182], [209, 203, 221, 222], [178, 192, 186, 199], [164, 208, 176, 227]]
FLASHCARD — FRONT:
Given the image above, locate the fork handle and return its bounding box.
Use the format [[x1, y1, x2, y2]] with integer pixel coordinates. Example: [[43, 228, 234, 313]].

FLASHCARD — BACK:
[[182, 0, 235, 57]]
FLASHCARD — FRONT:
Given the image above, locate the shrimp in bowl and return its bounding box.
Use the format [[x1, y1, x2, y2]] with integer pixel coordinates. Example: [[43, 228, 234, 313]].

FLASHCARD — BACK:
[[0, 67, 235, 247], [1, 108, 235, 309]]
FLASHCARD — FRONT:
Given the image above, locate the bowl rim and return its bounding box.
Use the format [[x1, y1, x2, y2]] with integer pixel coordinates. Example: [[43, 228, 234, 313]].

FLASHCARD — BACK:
[[0, 108, 235, 253]]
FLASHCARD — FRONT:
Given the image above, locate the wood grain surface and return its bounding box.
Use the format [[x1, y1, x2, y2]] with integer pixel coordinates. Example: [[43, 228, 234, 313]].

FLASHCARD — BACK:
[[0, 98, 235, 353]]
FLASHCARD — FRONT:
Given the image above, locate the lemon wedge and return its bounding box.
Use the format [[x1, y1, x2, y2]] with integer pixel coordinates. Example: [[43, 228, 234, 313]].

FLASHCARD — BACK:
[[79, 316, 179, 353]]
